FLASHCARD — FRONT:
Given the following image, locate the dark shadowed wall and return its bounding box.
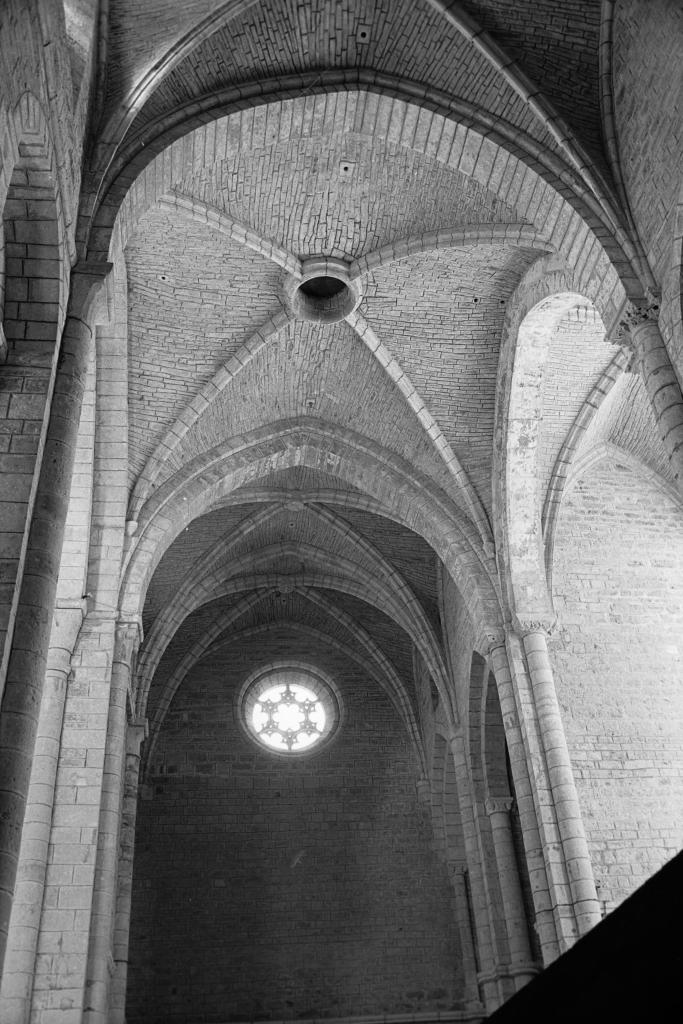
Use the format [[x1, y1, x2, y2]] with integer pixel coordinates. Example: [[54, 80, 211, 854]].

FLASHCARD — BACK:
[[127, 634, 463, 1023]]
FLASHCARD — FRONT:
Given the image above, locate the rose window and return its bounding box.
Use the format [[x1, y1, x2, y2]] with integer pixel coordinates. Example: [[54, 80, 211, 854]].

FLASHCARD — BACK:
[[240, 667, 341, 755]]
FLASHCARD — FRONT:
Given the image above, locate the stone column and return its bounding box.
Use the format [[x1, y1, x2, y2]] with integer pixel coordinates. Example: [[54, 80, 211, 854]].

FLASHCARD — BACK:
[[84, 619, 142, 1024], [447, 730, 500, 1011], [30, 615, 116, 1016], [619, 301, 683, 489], [110, 717, 147, 1024], [447, 865, 484, 1015], [483, 796, 537, 990], [0, 263, 111, 970], [0, 602, 85, 1023], [519, 627, 601, 940], [487, 639, 559, 962]]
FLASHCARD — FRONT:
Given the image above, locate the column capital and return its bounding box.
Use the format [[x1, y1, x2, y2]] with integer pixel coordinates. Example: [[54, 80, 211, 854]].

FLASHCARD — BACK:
[[484, 795, 514, 816], [447, 862, 468, 881], [512, 614, 556, 638], [114, 617, 143, 666], [126, 716, 148, 756], [415, 777, 431, 805], [67, 261, 113, 327], [115, 616, 143, 639], [612, 299, 660, 355], [445, 724, 464, 747], [50, 599, 88, 653], [484, 628, 506, 654], [621, 299, 660, 332]]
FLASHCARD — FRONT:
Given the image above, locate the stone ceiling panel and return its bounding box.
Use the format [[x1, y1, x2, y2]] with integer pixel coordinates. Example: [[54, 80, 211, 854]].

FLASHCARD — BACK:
[[325, 589, 417, 694], [215, 589, 358, 645], [207, 507, 372, 574], [613, 1, 683, 280], [321, 506, 441, 632], [577, 372, 673, 485], [236, 465, 362, 497], [459, 0, 603, 161], [157, 319, 469, 513], [178, 131, 519, 260], [144, 588, 418, 731], [604, 375, 673, 484], [106, 0, 223, 105], [136, 0, 560, 157], [210, 589, 417, 698], [142, 503, 263, 630], [126, 208, 287, 484], [538, 306, 612, 506], [363, 245, 541, 511]]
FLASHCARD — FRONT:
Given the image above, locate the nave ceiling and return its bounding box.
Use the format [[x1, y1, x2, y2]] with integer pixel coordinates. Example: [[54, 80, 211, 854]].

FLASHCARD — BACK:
[[1, 4, 683, 1022], [94, 1, 676, 746]]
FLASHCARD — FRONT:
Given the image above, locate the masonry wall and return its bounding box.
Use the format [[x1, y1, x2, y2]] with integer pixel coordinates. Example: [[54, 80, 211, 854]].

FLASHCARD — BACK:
[[550, 457, 683, 911], [127, 638, 463, 1024], [0, 3, 79, 681], [0, 2, 88, 253]]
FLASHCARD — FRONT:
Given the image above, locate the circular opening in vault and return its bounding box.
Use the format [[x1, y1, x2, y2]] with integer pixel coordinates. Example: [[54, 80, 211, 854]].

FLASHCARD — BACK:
[[285, 260, 362, 324], [293, 275, 356, 323], [299, 276, 347, 300]]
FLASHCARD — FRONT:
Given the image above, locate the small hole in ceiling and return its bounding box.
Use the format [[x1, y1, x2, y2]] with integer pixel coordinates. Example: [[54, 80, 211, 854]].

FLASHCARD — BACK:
[[299, 276, 347, 300], [158, 274, 168, 282], [286, 260, 362, 323], [357, 25, 370, 43]]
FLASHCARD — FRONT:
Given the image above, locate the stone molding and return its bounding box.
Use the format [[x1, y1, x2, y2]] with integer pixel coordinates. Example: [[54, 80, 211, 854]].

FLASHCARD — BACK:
[[484, 796, 514, 817]]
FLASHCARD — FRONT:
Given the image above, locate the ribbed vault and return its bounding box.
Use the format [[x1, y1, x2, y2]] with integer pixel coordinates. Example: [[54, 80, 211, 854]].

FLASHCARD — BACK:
[[3, 7, 683, 1024]]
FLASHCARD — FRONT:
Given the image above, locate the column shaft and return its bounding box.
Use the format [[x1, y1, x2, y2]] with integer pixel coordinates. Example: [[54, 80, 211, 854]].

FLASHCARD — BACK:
[[448, 732, 500, 1011], [484, 798, 537, 990], [521, 630, 601, 938], [0, 265, 109, 969], [83, 622, 140, 1024], [109, 720, 147, 1024], [0, 607, 84, 1023], [488, 641, 558, 962], [449, 867, 483, 1013]]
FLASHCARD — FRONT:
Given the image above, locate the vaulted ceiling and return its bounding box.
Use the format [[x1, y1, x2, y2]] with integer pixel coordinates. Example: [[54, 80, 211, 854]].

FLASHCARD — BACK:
[[94, 1, 673, 761]]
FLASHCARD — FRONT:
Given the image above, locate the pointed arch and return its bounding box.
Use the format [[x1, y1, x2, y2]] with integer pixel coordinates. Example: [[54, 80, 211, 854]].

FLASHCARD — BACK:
[[119, 422, 503, 639], [89, 85, 638, 314], [493, 257, 611, 627]]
